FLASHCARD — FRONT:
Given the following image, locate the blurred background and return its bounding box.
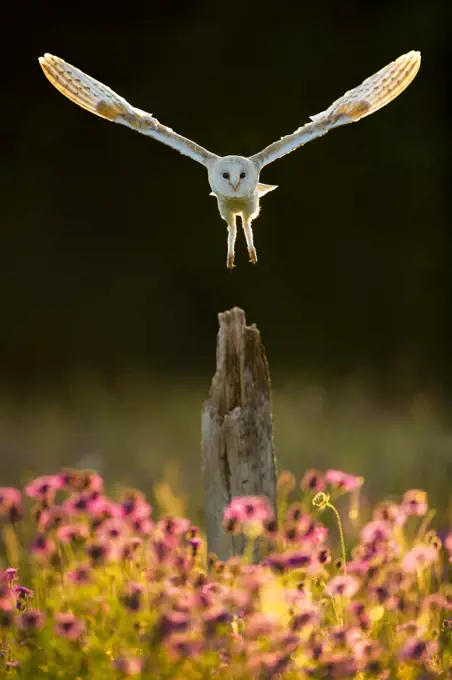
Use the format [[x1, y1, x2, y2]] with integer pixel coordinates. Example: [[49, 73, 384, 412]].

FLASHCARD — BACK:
[[1, 0, 451, 525]]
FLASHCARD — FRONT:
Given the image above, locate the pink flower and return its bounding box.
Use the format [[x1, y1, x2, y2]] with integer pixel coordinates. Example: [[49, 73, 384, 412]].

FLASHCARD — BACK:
[[0, 488, 22, 508], [56, 523, 90, 544], [224, 496, 274, 523], [1, 568, 18, 584], [325, 470, 363, 492], [399, 636, 438, 661], [301, 469, 325, 492], [30, 534, 56, 561], [312, 524, 328, 544], [360, 520, 393, 544], [67, 564, 92, 585], [17, 608, 45, 632], [56, 469, 104, 493], [85, 538, 114, 565], [327, 575, 361, 598], [37, 506, 68, 531], [121, 582, 144, 612], [373, 501, 407, 526], [120, 491, 152, 521], [54, 612, 85, 641], [402, 544, 438, 574], [95, 517, 129, 541], [24, 475, 63, 500], [0, 487, 23, 522], [402, 489, 428, 517], [113, 656, 143, 676]]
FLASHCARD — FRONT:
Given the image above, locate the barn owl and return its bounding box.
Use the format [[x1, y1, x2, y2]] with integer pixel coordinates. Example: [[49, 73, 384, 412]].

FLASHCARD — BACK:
[[39, 51, 420, 269]]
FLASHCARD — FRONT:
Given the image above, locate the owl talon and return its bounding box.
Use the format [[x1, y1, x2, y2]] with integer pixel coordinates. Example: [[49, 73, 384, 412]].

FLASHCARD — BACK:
[[227, 255, 235, 270], [248, 248, 258, 265]]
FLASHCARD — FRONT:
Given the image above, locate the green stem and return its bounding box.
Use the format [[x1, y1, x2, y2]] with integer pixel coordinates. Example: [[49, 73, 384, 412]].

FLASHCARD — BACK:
[[326, 502, 346, 572]]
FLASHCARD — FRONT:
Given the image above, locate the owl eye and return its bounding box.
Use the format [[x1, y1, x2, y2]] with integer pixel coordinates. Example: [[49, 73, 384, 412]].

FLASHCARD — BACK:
[[240, 172, 246, 179], [222, 172, 230, 179]]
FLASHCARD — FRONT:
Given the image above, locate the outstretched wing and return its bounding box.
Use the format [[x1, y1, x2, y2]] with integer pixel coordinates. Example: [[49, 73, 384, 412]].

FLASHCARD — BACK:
[[39, 54, 219, 167], [251, 51, 421, 170]]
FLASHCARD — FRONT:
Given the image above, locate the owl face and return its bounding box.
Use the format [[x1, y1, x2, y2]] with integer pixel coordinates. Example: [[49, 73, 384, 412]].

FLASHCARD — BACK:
[[209, 156, 258, 199]]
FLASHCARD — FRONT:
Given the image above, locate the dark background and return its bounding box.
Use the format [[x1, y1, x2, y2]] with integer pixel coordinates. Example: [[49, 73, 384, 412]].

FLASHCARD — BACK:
[[1, 1, 451, 519], [3, 0, 450, 389]]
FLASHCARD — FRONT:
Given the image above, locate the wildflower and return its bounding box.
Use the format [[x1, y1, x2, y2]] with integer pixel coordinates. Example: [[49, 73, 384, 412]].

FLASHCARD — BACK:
[[130, 516, 154, 535], [325, 469, 363, 492], [203, 606, 232, 636], [1, 568, 18, 584], [56, 523, 90, 544], [17, 608, 45, 632], [0, 487, 23, 522], [24, 475, 63, 501], [156, 517, 191, 543], [152, 539, 171, 563], [57, 469, 104, 493], [13, 586, 33, 611], [290, 608, 319, 630], [121, 537, 143, 560], [30, 533, 56, 561], [317, 547, 331, 564], [224, 496, 274, 524], [54, 612, 85, 641], [327, 575, 360, 598], [402, 544, 438, 574], [285, 549, 313, 569], [373, 500, 407, 525], [402, 489, 428, 517], [113, 655, 143, 676], [301, 469, 325, 492], [360, 520, 393, 544], [277, 470, 296, 493], [86, 539, 112, 566], [165, 633, 203, 659], [95, 517, 129, 541], [120, 491, 152, 521], [248, 651, 292, 678], [67, 564, 92, 585], [121, 582, 144, 612], [189, 535, 202, 557], [37, 506, 67, 531], [399, 636, 438, 661], [244, 612, 280, 638], [156, 610, 191, 639]]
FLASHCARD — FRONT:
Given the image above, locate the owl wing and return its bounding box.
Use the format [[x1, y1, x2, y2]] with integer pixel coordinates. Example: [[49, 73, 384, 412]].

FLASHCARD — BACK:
[[250, 51, 421, 170], [39, 54, 219, 167]]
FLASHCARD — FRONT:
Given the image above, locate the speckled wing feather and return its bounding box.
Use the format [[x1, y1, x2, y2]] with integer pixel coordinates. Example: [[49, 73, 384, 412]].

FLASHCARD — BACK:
[[39, 54, 218, 167], [251, 51, 421, 169]]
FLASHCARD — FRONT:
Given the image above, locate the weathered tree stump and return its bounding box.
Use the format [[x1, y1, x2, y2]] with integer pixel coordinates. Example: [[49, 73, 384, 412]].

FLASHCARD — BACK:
[[201, 307, 277, 561]]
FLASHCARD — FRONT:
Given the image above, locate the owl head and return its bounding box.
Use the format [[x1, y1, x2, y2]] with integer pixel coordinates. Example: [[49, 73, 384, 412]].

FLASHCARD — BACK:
[[208, 156, 259, 199]]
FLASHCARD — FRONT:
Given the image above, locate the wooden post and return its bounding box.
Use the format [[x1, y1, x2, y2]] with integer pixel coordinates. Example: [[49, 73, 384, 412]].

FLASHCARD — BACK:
[[201, 307, 277, 561]]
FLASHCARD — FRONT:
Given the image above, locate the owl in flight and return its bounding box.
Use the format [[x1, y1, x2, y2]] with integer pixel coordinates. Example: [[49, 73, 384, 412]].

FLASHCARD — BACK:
[[39, 51, 420, 269]]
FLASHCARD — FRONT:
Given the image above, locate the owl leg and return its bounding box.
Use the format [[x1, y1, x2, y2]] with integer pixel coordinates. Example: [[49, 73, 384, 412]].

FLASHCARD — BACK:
[[241, 218, 258, 265], [226, 219, 237, 270]]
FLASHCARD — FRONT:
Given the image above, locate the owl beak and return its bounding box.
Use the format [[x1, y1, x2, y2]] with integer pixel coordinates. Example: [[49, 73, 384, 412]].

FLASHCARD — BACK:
[[231, 181, 239, 192]]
